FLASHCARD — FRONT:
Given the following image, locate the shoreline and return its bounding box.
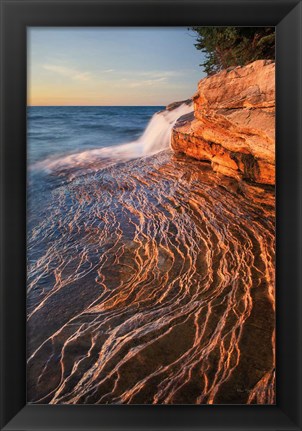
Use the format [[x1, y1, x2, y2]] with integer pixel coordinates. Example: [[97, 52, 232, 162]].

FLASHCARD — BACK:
[[27, 150, 275, 404]]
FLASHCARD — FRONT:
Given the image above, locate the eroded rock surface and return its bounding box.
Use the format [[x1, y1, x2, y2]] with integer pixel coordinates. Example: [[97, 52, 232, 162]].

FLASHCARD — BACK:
[[171, 60, 275, 184]]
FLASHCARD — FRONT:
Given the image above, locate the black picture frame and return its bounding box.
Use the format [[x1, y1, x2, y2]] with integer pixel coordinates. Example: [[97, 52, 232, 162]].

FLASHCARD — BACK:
[[0, 0, 301, 430]]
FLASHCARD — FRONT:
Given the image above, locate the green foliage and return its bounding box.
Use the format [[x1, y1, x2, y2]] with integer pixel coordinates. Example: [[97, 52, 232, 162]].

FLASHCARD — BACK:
[[191, 27, 275, 75]]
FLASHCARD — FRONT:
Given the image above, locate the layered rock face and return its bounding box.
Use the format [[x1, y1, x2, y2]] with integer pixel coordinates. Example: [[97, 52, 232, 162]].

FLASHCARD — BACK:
[[171, 60, 275, 184]]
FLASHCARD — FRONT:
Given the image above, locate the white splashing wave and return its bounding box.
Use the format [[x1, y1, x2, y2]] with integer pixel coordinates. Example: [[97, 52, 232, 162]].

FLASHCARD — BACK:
[[32, 102, 193, 175]]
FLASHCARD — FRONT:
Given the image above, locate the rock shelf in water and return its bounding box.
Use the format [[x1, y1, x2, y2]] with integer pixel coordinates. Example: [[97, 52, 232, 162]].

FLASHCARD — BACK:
[[27, 151, 275, 404]]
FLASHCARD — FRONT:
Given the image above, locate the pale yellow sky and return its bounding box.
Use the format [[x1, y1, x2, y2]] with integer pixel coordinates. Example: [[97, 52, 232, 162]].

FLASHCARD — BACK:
[[28, 28, 205, 106]]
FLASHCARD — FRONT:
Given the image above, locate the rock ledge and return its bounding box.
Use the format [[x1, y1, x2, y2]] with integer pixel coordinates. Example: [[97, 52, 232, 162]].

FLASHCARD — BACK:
[[171, 60, 275, 184]]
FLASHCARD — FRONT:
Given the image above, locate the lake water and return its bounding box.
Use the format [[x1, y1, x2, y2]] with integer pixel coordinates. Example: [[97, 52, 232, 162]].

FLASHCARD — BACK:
[[27, 106, 164, 165]]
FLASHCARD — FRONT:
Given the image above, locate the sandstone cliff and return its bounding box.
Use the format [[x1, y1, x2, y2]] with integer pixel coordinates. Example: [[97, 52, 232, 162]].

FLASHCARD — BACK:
[[171, 60, 275, 185]]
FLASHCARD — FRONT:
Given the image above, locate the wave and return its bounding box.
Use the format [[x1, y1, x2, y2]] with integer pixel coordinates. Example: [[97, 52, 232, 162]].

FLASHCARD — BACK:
[[31, 102, 193, 177], [27, 103, 275, 404]]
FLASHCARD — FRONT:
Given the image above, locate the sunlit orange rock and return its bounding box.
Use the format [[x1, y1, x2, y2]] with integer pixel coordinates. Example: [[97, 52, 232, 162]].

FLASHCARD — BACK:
[[171, 60, 275, 184]]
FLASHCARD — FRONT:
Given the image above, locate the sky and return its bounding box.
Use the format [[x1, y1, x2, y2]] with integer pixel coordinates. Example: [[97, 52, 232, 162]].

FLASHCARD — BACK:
[[27, 27, 206, 106]]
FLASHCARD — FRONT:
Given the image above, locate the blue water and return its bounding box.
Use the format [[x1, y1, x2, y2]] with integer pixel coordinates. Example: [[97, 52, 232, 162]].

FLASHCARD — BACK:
[[27, 106, 164, 165], [27, 105, 164, 232]]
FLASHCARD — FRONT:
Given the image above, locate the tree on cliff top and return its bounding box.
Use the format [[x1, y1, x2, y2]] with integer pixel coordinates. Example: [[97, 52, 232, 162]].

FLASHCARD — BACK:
[[191, 27, 275, 75]]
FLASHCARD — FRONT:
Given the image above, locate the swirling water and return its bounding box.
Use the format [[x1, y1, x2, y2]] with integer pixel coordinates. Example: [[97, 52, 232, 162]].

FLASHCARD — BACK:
[[27, 106, 275, 404]]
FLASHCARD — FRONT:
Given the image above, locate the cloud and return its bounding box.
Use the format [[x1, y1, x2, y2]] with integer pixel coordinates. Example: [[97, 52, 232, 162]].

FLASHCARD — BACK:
[[120, 70, 182, 80], [138, 71, 181, 79], [128, 77, 167, 88], [114, 70, 182, 88], [41, 65, 186, 89], [43, 64, 92, 81]]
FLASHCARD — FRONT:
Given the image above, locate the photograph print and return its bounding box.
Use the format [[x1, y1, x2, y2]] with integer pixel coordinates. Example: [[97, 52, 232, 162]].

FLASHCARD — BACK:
[[27, 27, 276, 405]]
